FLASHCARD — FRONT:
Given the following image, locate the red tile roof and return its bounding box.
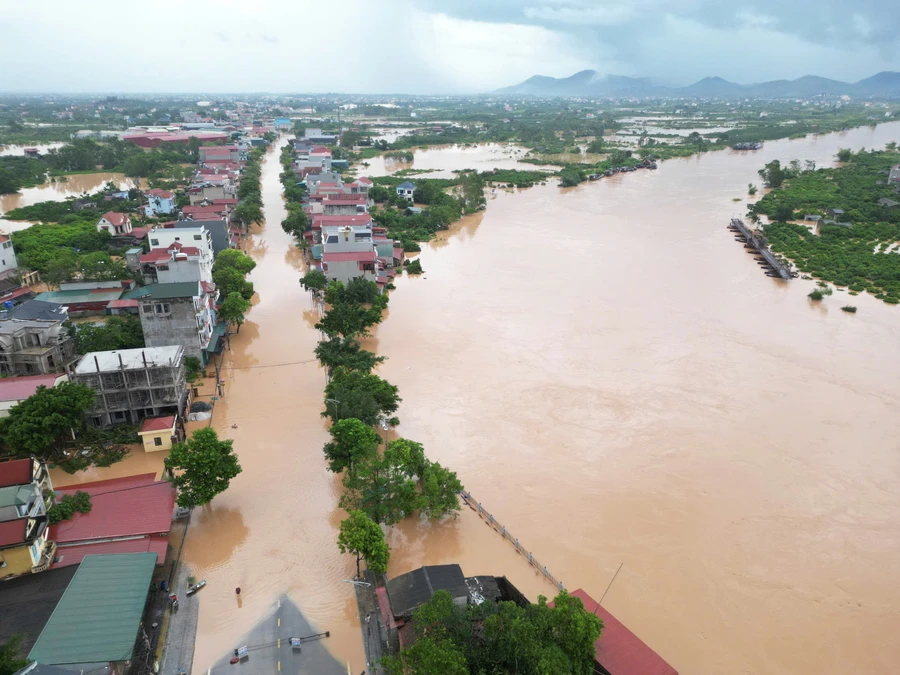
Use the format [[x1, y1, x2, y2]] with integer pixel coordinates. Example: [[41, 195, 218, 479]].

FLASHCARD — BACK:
[[0, 518, 27, 547], [357, 177, 373, 185], [51, 474, 176, 544], [0, 458, 33, 488], [323, 250, 377, 263], [0, 374, 62, 403], [101, 212, 129, 226], [52, 535, 168, 569], [106, 299, 138, 309], [146, 189, 175, 199], [140, 415, 176, 433], [558, 590, 678, 675], [311, 214, 373, 230]]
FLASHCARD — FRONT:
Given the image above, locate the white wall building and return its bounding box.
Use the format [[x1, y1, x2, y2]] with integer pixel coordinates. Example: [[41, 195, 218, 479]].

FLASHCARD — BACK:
[[0, 233, 19, 281]]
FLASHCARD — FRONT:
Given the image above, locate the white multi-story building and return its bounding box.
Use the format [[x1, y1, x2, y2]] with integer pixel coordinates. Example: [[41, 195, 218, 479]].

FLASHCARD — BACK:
[[321, 224, 380, 285], [0, 232, 19, 280]]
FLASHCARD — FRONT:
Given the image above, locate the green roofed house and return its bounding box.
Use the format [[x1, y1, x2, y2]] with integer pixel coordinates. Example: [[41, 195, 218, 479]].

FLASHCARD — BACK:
[[28, 553, 157, 670]]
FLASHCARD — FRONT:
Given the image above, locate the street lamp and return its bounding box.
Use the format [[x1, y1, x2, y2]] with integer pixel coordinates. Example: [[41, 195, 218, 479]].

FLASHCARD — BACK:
[[324, 398, 341, 422]]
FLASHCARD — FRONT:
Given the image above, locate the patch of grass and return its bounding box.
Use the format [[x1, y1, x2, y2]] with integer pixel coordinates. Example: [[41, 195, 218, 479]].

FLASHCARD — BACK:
[[841, 305, 858, 312]]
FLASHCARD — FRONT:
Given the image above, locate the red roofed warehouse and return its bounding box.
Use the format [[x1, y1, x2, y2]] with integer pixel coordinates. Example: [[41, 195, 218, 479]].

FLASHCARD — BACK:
[[50, 473, 175, 569]]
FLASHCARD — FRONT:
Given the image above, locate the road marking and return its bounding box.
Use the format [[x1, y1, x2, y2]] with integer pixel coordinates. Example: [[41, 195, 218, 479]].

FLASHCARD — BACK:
[[278, 661, 281, 671], [277, 599, 281, 608], [277, 617, 280, 627], [278, 638, 280, 649]]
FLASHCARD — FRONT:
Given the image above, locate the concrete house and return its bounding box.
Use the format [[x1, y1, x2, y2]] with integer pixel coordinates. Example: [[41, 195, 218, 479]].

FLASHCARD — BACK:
[[0, 458, 55, 579], [0, 301, 74, 376], [72, 346, 188, 427], [143, 189, 176, 217], [323, 195, 369, 215], [140, 242, 212, 285], [0, 233, 19, 281], [303, 128, 337, 144], [890, 164, 900, 183], [96, 212, 132, 236], [396, 181, 416, 202], [171, 219, 234, 257], [139, 281, 217, 362], [148, 224, 214, 267], [137, 415, 179, 452], [321, 223, 380, 285]]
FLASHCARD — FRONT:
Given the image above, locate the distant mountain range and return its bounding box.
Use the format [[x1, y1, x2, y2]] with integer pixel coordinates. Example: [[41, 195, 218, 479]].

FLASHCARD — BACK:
[[495, 70, 900, 99]]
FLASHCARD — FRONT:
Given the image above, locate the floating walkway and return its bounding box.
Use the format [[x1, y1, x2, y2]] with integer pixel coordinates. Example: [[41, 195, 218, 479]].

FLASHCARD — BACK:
[[459, 491, 565, 593], [727, 218, 796, 280]]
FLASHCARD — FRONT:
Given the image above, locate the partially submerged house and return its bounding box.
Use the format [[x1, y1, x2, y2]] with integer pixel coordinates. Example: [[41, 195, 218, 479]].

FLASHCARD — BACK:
[[396, 181, 416, 202]]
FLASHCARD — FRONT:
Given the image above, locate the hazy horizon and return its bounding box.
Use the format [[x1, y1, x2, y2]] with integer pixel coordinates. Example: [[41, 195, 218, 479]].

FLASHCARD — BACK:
[[1, 0, 898, 94]]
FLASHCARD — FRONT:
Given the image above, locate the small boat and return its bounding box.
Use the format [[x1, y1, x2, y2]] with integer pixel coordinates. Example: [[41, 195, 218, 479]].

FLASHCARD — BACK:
[[186, 580, 207, 596]]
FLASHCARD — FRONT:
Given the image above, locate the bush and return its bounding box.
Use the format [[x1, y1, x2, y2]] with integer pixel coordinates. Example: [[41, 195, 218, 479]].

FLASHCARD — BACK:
[[841, 305, 857, 312], [808, 289, 824, 301], [405, 259, 424, 275], [48, 491, 92, 524]]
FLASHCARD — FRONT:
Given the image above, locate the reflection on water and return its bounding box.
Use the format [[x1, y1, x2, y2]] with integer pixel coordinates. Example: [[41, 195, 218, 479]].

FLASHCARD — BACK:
[[0, 172, 143, 218]]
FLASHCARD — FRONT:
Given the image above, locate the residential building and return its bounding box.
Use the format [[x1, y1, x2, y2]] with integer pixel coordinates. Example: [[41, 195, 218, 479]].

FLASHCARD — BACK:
[[303, 128, 337, 144], [143, 188, 176, 216], [890, 164, 900, 183], [172, 219, 235, 256], [322, 195, 369, 215], [148, 223, 214, 267], [321, 223, 380, 285], [27, 552, 159, 672], [0, 458, 55, 579], [0, 301, 75, 376], [0, 374, 68, 417], [50, 474, 175, 567], [139, 281, 217, 362], [140, 241, 212, 285], [0, 232, 19, 281], [396, 181, 416, 202], [138, 415, 178, 452], [199, 145, 242, 163], [71, 346, 188, 427], [96, 212, 132, 236]]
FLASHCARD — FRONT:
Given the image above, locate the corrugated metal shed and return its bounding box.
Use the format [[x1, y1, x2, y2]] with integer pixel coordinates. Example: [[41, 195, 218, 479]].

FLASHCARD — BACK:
[[386, 564, 469, 619], [28, 553, 157, 665]]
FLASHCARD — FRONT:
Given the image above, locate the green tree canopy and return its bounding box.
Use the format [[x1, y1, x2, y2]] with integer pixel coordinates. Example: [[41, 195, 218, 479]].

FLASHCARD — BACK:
[[213, 266, 254, 301], [323, 368, 401, 427], [300, 269, 328, 293], [340, 450, 420, 525], [212, 248, 257, 275], [315, 300, 384, 339], [73, 315, 144, 355], [164, 428, 242, 508], [314, 337, 385, 374], [337, 510, 390, 577], [0, 635, 29, 675], [0, 382, 96, 460], [218, 291, 251, 332], [419, 462, 463, 520], [323, 417, 380, 473]]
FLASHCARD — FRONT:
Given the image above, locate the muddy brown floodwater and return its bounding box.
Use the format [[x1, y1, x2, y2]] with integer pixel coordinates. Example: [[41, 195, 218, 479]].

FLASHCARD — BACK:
[[49, 126, 900, 675]]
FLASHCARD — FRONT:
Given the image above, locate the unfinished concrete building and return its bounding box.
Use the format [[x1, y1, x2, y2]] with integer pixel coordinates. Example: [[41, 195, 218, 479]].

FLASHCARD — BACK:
[[71, 346, 188, 428]]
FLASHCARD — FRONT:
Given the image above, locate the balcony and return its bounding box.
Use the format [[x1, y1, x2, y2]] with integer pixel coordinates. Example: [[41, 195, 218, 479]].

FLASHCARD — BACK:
[[31, 540, 56, 574]]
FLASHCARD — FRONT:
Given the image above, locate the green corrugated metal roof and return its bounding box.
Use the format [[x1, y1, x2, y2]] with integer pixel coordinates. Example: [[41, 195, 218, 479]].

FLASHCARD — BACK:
[[147, 282, 199, 299], [121, 286, 152, 300], [35, 289, 124, 304], [28, 553, 157, 665], [205, 322, 227, 354], [311, 244, 322, 261]]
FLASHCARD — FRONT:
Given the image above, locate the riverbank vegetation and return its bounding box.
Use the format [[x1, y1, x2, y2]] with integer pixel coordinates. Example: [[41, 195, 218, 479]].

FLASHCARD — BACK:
[[749, 147, 900, 302], [300, 273, 464, 574]]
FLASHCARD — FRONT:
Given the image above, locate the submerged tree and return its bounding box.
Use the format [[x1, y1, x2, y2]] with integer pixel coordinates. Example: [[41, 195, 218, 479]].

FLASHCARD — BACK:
[[337, 510, 390, 577], [165, 428, 242, 508], [323, 417, 380, 473]]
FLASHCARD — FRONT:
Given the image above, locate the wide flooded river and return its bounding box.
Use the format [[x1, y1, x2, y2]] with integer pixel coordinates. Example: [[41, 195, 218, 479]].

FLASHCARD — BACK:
[[50, 125, 900, 674], [363, 142, 548, 178]]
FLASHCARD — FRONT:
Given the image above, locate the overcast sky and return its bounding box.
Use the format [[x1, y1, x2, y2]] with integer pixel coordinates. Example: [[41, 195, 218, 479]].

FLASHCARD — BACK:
[[1, 0, 898, 94]]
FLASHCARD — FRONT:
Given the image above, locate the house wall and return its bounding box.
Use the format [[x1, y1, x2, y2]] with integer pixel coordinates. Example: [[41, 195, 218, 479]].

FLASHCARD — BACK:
[[139, 429, 175, 452], [323, 203, 363, 216], [0, 239, 18, 280], [323, 260, 377, 285], [141, 297, 206, 360], [0, 529, 47, 579], [155, 258, 207, 284]]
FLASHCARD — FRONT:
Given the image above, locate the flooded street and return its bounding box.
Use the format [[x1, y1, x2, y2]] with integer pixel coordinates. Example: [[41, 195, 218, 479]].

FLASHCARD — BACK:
[[45, 124, 900, 675]]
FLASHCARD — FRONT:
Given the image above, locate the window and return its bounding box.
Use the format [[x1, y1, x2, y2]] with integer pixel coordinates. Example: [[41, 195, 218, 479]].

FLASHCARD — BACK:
[[150, 238, 159, 246], [174, 237, 181, 241], [154, 437, 163, 447], [154, 303, 171, 315], [142, 304, 153, 314], [1, 260, 4, 266], [193, 234, 202, 240]]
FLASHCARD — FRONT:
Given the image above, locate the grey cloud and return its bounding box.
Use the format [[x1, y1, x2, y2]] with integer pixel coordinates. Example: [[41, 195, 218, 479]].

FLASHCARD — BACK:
[[260, 33, 279, 44]]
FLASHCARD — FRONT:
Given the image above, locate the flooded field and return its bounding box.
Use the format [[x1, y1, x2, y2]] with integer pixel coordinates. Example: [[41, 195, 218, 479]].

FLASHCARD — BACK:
[[50, 124, 900, 675], [362, 142, 548, 178], [0, 172, 142, 222], [0, 142, 65, 156]]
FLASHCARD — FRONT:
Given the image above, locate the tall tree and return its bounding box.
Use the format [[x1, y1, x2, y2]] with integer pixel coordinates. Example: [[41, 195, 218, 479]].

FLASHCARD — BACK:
[[323, 368, 401, 427], [419, 462, 463, 520], [315, 300, 384, 338], [323, 418, 380, 473], [337, 510, 390, 577], [340, 451, 420, 525], [314, 337, 384, 374], [382, 635, 469, 675], [0, 383, 95, 460], [300, 269, 327, 293], [164, 428, 242, 508], [218, 291, 251, 332], [213, 267, 254, 301], [212, 248, 257, 275]]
